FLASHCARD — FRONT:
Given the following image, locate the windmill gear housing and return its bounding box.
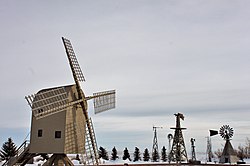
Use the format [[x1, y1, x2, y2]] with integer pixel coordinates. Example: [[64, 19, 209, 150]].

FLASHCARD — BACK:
[[29, 85, 86, 154]]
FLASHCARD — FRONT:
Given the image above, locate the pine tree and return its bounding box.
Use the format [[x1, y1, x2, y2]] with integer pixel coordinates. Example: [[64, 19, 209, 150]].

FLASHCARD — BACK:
[[98, 146, 109, 160], [111, 147, 119, 160], [152, 148, 159, 162], [0, 137, 18, 161], [133, 147, 141, 162], [161, 146, 167, 162], [143, 148, 150, 161], [122, 147, 131, 161]]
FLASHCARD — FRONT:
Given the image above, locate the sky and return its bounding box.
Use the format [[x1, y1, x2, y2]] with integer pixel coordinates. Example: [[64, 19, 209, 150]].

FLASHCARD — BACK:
[[1, 0, 250, 158]]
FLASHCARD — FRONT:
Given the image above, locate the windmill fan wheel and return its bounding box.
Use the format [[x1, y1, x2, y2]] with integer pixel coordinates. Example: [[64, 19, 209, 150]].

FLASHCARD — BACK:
[[219, 125, 234, 140]]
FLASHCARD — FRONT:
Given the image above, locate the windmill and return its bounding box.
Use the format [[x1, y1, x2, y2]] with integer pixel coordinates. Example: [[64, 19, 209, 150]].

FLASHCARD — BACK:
[[167, 133, 173, 152], [206, 130, 218, 162], [189, 138, 201, 164], [169, 113, 188, 163], [190, 138, 196, 161], [25, 37, 116, 165], [151, 126, 162, 162], [167, 133, 173, 162], [219, 125, 238, 164]]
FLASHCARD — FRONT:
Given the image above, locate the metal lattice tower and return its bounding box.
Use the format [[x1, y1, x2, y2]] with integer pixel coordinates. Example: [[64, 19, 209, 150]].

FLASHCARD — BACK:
[[190, 138, 196, 161], [169, 113, 188, 163], [206, 130, 218, 162], [206, 136, 213, 162], [152, 126, 162, 162], [167, 134, 173, 152], [167, 134, 173, 162]]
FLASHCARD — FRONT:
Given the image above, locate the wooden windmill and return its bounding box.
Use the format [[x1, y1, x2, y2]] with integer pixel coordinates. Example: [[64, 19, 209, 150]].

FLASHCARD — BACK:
[[25, 37, 116, 165]]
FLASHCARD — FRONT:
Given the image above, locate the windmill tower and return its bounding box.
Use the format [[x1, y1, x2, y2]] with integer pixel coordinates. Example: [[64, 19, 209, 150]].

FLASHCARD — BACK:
[[169, 113, 188, 163], [206, 136, 213, 162], [189, 138, 201, 164], [190, 138, 196, 161], [167, 134, 173, 152], [206, 130, 218, 162], [167, 133, 173, 162], [219, 125, 238, 164], [25, 37, 116, 165], [152, 126, 162, 162]]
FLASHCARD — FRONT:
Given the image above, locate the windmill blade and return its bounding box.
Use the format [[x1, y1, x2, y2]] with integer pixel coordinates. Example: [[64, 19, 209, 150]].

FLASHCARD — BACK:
[[25, 94, 35, 108], [62, 37, 85, 82], [25, 87, 68, 119], [92, 90, 115, 114]]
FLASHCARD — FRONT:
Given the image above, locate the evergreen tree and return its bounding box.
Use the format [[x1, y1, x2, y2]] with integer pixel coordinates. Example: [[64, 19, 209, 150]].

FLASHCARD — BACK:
[[0, 137, 18, 161], [98, 146, 109, 160], [111, 146, 119, 160], [143, 148, 150, 161], [122, 147, 131, 161], [133, 147, 141, 162], [152, 148, 159, 162], [161, 146, 167, 162]]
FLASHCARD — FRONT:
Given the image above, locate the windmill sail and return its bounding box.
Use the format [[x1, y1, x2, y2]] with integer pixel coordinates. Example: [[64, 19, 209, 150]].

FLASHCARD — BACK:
[[25, 87, 68, 118], [62, 37, 100, 164], [62, 37, 85, 82], [93, 90, 116, 114]]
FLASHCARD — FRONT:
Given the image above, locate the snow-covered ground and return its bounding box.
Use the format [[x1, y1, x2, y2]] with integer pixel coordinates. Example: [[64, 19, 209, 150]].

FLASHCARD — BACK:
[[1, 156, 250, 166]]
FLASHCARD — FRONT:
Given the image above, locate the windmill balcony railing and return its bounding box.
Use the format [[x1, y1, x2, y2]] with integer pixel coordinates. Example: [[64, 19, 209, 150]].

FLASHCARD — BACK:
[[2, 140, 30, 166], [16, 140, 30, 156]]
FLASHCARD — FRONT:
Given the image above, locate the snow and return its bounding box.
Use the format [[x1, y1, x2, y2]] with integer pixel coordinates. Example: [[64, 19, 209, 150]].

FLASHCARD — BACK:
[[2, 156, 250, 165]]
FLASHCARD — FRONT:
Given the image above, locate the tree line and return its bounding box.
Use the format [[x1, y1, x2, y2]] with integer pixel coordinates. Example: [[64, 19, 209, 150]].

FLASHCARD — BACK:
[[99, 146, 168, 162], [0, 137, 168, 162], [3, 136, 250, 162]]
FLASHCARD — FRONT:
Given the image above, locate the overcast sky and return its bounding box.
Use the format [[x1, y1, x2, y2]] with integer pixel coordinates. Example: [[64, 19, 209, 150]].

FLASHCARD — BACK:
[[1, 0, 250, 157]]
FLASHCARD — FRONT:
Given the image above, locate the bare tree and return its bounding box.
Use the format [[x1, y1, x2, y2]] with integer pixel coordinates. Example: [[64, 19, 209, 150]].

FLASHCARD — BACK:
[[237, 145, 246, 161], [245, 137, 250, 158], [214, 148, 223, 159]]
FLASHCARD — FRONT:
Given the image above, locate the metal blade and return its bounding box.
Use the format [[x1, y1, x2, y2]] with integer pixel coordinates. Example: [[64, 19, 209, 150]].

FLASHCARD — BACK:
[[62, 37, 85, 82], [93, 90, 115, 114]]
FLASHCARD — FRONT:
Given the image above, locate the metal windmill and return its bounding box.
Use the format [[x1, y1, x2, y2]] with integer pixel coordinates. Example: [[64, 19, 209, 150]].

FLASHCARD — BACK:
[[206, 136, 213, 162], [167, 133, 173, 162], [190, 138, 196, 161], [167, 133, 173, 152], [189, 138, 201, 165], [25, 37, 116, 165], [206, 130, 218, 162], [219, 125, 238, 163], [169, 113, 188, 163], [152, 126, 162, 162]]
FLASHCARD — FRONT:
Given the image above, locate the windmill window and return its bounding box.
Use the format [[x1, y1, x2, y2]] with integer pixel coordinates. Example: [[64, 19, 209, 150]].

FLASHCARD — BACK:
[[55, 131, 61, 139], [38, 129, 43, 137]]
